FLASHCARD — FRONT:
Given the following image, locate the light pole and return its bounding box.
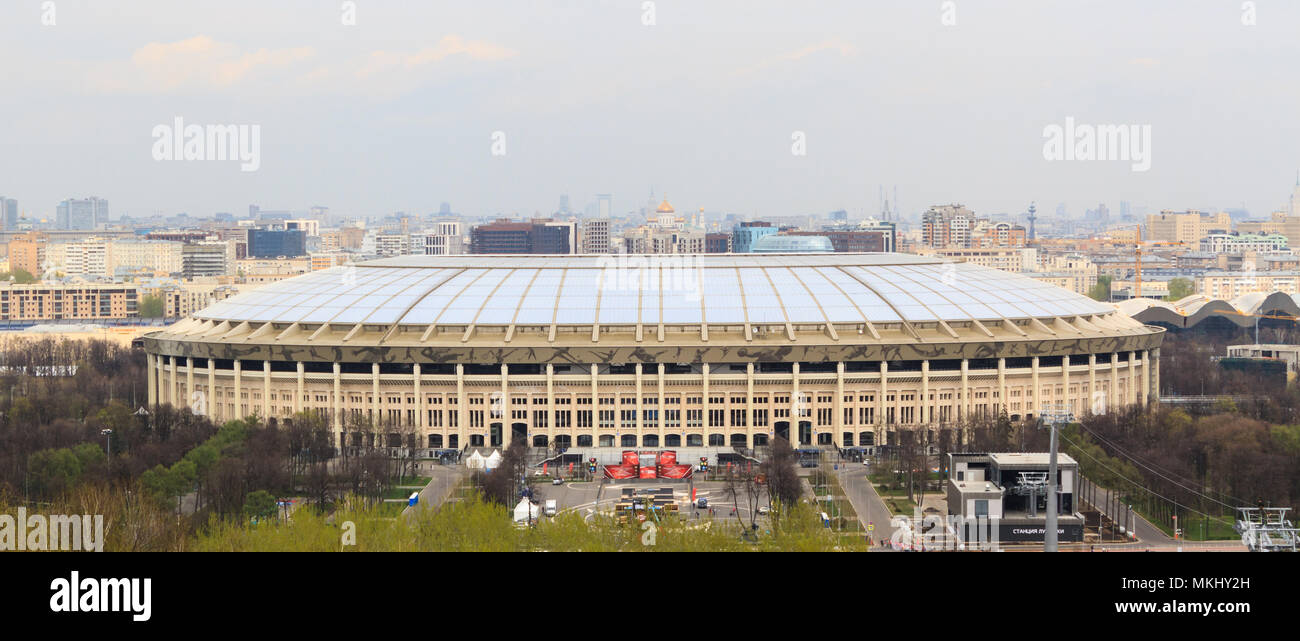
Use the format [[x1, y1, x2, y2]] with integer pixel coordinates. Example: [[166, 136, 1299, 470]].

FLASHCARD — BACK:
[[101, 428, 113, 459], [1037, 406, 1074, 552]]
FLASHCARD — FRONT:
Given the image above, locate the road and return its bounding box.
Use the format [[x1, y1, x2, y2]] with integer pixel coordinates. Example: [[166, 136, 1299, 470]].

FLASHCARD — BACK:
[[402, 464, 470, 519], [835, 462, 899, 547], [1079, 478, 1173, 544]]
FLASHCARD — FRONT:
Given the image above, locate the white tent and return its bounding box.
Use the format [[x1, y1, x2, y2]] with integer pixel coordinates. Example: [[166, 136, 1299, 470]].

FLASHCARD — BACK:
[[512, 498, 538, 524], [484, 449, 503, 470], [465, 451, 487, 470]]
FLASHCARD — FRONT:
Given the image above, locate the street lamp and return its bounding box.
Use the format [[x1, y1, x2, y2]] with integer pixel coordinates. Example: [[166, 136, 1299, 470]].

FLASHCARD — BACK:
[[1036, 405, 1075, 552], [101, 428, 113, 458]]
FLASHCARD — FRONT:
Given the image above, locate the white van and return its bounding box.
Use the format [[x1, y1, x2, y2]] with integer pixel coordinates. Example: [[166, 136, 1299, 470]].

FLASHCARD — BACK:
[[544, 499, 558, 517]]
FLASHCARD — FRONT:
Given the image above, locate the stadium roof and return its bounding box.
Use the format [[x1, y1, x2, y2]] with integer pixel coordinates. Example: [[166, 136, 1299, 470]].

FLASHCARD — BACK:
[[1117, 291, 1300, 328], [194, 253, 1116, 327]]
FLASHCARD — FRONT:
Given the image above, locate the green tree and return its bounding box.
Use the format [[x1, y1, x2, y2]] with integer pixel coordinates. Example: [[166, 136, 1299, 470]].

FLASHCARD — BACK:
[[1165, 277, 1194, 301], [27, 448, 85, 498], [0, 268, 37, 284], [1087, 274, 1113, 301], [242, 490, 278, 522], [138, 294, 165, 318]]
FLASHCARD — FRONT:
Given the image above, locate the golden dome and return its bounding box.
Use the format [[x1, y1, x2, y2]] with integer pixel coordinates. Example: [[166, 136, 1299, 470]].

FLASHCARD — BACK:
[[655, 198, 675, 213]]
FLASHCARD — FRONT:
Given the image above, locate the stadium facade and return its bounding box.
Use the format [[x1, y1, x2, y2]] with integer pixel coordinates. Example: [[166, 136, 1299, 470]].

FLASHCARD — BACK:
[[140, 254, 1164, 451]]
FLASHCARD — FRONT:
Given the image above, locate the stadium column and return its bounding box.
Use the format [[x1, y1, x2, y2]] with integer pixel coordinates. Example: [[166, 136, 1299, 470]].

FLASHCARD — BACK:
[[589, 364, 598, 446], [146, 353, 156, 406], [332, 362, 342, 447], [788, 362, 797, 445], [1110, 353, 1119, 410], [997, 357, 1006, 415], [920, 359, 929, 427], [1061, 355, 1070, 414], [1141, 349, 1151, 406], [878, 360, 887, 446], [1150, 348, 1160, 402], [456, 364, 466, 449], [702, 363, 711, 444], [296, 362, 304, 415], [233, 359, 242, 418], [1031, 356, 1040, 417], [414, 363, 422, 436], [960, 358, 969, 421], [169, 356, 177, 406], [746, 363, 754, 448], [207, 362, 215, 420], [634, 361, 644, 447], [262, 360, 271, 420], [1130, 351, 1139, 406], [545, 364, 554, 446], [186, 358, 194, 412], [1088, 354, 1097, 414], [834, 362, 844, 448], [372, 363, 380, 437], [658, 363, 666, 444], [501, 364, 510, 448]]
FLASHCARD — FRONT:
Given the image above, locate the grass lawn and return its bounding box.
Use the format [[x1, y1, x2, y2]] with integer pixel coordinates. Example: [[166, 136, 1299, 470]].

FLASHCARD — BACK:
[[392, 476, 431, 487]]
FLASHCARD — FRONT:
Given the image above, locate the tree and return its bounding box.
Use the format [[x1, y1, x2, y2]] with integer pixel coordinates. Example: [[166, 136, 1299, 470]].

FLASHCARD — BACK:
[[242, 490, 277, 522], [760, 437, 801, 507], [1165, 277, 1194, 301], [1087, 274, 1113, 301], [138, 295, 165, 318], [0, 268, 37, 284]]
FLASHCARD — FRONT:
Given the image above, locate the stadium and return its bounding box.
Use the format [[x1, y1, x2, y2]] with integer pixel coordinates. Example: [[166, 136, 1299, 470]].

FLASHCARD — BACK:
[[140, 253, 1164, 453]]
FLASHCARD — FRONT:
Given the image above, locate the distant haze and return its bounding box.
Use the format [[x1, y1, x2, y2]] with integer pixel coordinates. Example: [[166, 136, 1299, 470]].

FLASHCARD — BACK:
[[0, 1, 1297, 220]]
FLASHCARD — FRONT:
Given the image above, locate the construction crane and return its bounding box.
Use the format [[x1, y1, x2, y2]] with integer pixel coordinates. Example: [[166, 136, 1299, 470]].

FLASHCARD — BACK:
[[1105, 224, 1187, 298]]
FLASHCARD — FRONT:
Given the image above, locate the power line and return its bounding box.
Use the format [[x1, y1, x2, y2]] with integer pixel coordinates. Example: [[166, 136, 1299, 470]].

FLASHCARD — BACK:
[[1072, 422, 1246, 509], [1057, 431, 1227, 522]]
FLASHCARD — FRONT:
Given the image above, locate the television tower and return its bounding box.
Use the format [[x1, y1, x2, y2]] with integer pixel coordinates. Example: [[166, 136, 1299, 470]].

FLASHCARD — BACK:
[[1026, 202, 1038, 240]]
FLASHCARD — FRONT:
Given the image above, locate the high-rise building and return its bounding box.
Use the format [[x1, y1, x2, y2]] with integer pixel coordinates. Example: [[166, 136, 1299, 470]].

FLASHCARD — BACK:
[[731, 221, 776, 253], [1144, 210, 1232, 244], [415, 221, 465, 255], [0, 198, 17, 231], [470, 219, 573, 254], [247, 229, 307, 257], [596, 194, 612, 219], [921, 204, 977, 248], [579, 218, 610, 254], [55, 197, 109, 230]]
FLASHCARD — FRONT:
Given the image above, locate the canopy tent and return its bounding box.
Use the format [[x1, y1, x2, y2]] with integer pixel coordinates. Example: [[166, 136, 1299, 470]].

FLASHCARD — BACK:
[[465, 451, 487, 470], [512, 498, 538, 524], [484, 449, 503, 470]]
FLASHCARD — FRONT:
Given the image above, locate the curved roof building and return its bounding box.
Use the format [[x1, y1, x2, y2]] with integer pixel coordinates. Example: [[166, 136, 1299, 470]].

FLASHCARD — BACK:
[[1118, 292, 1300, 329], [142, 253, 1163, 452]]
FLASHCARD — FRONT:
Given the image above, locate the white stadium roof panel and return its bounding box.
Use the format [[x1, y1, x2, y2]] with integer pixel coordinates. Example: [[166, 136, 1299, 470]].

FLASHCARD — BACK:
[[193, 253, 1121, 329]]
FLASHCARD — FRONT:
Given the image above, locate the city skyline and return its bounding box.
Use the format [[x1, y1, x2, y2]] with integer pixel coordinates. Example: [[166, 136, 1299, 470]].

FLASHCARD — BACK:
[[2, 2, 1299, 220]]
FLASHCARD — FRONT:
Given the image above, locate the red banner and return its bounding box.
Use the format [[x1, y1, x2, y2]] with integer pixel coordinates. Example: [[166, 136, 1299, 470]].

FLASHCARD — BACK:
[[639, 467, 658, 479], [603, 465, 636, 479], [659, 450, 677, 466], [622, 451, 639, 467], [659, 464, 694, 479]]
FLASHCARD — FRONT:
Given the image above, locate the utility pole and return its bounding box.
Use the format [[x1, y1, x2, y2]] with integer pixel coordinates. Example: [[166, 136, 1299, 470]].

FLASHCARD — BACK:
[[1038, 406, 1074, 552]]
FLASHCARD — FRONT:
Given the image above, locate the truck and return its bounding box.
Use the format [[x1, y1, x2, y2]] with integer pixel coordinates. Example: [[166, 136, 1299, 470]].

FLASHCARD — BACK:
[[544, 499, 557, 517]]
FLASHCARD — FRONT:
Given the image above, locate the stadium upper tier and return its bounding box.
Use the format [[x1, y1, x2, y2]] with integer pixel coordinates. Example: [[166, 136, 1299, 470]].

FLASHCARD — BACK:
[[146, 253, 1160, 365], [1117, 291, 1300, 329], [193, 253, 1115, 327]]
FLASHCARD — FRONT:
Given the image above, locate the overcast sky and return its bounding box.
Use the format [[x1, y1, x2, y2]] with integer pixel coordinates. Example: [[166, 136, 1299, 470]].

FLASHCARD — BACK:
[[1, 1, 1298, 222]]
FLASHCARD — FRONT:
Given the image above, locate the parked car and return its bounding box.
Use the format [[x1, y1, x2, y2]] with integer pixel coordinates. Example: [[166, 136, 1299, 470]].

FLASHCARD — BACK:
[[757, 506, 770, 515], [552, 478, 564, 486]]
